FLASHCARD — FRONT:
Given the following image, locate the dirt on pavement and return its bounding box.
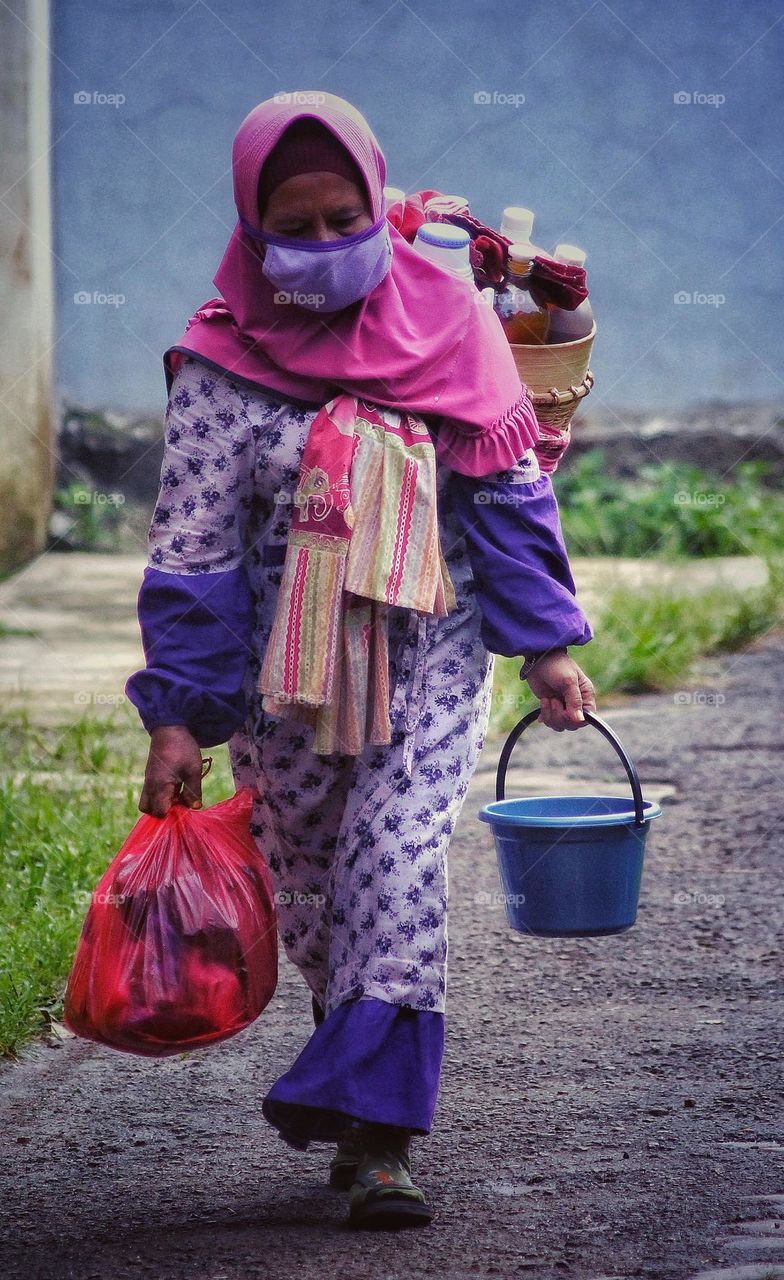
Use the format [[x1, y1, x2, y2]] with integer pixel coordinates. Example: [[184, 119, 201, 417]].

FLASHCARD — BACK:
[[0, 636, 782, 1280]]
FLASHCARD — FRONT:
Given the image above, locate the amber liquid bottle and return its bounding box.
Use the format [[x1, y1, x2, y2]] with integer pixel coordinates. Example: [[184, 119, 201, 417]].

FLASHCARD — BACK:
[[545, 242, 595, 344], [493, 244, 550, 345]]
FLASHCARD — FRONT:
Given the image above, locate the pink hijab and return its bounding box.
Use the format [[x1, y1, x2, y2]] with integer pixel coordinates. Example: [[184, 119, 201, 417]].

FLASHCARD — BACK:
[[165, 92, 540, 469]]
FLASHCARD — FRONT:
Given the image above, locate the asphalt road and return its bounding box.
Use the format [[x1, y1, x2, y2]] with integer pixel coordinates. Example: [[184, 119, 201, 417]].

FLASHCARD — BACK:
[[1, 637, 782, 1280]]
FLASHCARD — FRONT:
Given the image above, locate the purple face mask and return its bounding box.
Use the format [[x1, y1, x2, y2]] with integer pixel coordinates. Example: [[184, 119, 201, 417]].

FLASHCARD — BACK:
[[242, 215, 393, 314]]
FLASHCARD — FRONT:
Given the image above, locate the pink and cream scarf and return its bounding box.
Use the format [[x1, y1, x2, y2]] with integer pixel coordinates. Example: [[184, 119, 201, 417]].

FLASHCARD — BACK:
[[258, 394, 456, 756]]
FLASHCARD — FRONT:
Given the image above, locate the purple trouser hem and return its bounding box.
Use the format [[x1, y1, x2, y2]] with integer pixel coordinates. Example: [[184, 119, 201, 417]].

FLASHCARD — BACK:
[[262, 996, 445, 1147]]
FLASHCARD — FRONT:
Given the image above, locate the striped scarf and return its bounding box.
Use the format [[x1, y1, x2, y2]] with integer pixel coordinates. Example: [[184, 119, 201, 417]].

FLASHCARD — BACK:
[[258, 395, 457, 756]]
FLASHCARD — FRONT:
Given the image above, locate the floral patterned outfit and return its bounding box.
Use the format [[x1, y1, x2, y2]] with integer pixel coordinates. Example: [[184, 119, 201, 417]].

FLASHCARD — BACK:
[[126, 355, 591, 1146]]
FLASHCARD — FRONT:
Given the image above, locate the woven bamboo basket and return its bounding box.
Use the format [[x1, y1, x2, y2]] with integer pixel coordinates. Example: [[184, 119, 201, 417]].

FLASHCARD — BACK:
[[510, 322, 596, 433]]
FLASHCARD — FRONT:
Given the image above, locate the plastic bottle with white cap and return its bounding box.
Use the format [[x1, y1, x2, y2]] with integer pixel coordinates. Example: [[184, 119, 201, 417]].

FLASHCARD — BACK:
[[545, 242, 594, 343], [412, 222, 475, 286], [383, 185, 406, 215], [553, 242, 587, 268], [493, 242, 549, 344], [499, 207, 547, 258]]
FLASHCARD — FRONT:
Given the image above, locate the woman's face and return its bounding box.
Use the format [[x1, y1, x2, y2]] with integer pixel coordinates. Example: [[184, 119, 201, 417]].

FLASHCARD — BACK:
[[259, 172, 373, 241]]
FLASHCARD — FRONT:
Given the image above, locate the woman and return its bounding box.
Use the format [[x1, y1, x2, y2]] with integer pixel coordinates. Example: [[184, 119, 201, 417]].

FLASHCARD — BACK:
[[126, 91, 596, 1230]]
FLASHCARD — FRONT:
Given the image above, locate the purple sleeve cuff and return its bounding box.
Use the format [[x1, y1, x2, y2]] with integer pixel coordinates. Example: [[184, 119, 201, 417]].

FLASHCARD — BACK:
[[447, 472, 593, 657], [124, 565, 254, 748]]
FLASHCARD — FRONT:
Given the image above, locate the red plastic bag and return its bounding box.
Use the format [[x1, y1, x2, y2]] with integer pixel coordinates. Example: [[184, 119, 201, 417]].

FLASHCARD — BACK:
[[64, 788, 277, 1056]]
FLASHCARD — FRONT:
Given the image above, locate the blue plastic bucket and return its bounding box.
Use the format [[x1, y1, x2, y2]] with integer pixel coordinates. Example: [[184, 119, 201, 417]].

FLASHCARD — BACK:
[[478, 710, 662, 937]]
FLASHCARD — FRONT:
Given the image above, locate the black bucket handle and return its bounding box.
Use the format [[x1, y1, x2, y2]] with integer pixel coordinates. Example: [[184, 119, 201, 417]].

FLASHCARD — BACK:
[[495, 708, 646, 828]]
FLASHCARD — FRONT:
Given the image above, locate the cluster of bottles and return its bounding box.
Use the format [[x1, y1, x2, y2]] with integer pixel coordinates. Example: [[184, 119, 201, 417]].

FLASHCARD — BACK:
[[495, 206, 594, 345], [383, 188, 594, 347]]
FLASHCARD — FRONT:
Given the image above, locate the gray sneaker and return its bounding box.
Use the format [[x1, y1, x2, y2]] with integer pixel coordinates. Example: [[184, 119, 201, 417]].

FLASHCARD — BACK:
[[347, 1146, 433, 1229], [328, 1134, 364, 1190]]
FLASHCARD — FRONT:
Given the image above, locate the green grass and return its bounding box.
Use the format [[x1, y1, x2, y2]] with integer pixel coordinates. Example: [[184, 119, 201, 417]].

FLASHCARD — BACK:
[[554, 453, 784, 559], [52, 482, 128, 552], [490, 561, 784, 734], [0, 623, 38, 639], [0, 710, 234, 1057]]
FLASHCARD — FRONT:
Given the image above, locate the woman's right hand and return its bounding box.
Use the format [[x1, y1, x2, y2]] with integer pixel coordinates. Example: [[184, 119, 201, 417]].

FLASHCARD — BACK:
[[139, 725, 205, 817]]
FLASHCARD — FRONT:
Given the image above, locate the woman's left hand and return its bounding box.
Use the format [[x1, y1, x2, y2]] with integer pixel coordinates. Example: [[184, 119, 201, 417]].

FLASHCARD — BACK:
[[525, 650, 597, 732]]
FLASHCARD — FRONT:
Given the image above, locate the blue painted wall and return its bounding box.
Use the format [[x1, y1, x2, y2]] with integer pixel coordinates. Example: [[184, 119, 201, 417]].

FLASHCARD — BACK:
[[52, 0, 784, 413]]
